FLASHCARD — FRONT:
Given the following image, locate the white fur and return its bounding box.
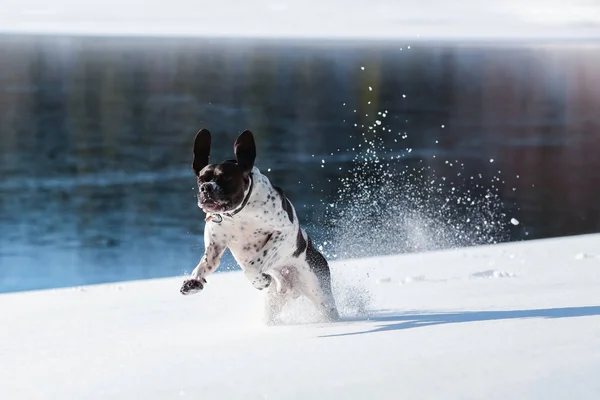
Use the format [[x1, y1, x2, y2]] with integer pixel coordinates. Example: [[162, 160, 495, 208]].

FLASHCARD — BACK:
[[187, 167, 338, 324]]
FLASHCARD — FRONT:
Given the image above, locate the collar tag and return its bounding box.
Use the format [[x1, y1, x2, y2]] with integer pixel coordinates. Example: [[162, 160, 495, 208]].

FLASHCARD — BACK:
[[205, 214, 223, 224]]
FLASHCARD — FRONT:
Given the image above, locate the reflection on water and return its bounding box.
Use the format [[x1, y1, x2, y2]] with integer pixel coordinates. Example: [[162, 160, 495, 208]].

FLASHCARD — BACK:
[[0, 36, 599, 293]]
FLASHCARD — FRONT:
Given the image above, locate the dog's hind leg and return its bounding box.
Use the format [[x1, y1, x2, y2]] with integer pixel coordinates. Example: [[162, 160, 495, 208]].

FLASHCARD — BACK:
[[301, 238, 340, 322], [300, 270, 340, 322], [264, 285, 288, 325]]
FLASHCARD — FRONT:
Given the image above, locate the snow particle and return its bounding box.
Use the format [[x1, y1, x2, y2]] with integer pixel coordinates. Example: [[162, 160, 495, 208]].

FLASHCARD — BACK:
[[471, 270, 515, 279], [510, 218, 520, 226], [575, 253, 596, 260]]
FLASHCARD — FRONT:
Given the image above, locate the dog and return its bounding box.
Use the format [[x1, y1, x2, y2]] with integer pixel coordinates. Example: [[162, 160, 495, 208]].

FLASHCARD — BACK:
[[180, 129, 339, 324]]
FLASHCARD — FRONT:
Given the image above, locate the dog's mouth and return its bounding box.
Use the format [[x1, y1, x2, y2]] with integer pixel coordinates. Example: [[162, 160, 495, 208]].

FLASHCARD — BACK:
[[198, 195, 230, 213], [200, 200, 225, 213]]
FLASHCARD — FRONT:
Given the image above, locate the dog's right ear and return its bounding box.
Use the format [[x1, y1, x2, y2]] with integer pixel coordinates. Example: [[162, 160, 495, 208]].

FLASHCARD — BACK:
[[192, 129, 211, 176], [234, 130, 256, 175]]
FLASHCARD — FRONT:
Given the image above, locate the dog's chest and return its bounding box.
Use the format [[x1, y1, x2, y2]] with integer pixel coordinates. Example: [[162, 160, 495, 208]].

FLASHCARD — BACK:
[[211, 170, 296, 267], [223, 216, 273, 266]]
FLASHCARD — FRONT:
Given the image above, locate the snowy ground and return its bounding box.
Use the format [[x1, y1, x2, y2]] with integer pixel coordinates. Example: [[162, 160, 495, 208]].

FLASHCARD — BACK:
[[2, 233, 600, 399], [1, 0, 600, 39]]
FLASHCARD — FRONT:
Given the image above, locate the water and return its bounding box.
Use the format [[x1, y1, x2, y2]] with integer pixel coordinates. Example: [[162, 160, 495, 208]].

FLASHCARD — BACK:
[[1, 36, 599, 293]]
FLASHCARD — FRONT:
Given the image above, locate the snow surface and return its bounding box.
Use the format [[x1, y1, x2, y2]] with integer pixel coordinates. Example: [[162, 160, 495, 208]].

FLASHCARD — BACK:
[[1, 0, 600, 39], [2, 233, 600, 399]]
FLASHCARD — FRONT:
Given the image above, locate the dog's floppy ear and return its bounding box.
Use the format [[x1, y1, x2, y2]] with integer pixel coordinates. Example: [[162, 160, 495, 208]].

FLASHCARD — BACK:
[[234, 130, 256, 175], [192, 129, 211, 176]]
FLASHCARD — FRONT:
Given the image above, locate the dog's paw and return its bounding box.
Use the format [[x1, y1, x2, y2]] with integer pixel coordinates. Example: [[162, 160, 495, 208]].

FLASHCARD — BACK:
[[180, 278, 207, 295], [251, 273, 272, 291]]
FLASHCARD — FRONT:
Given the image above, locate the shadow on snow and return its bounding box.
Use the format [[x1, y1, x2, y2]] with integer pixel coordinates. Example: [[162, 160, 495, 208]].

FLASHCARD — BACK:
[[321, 305, 600, 338]]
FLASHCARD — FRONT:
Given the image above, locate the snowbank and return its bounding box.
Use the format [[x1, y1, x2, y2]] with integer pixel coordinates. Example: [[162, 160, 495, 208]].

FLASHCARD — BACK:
[[2, 233, 600, 399], [1, 0, 600, 39]]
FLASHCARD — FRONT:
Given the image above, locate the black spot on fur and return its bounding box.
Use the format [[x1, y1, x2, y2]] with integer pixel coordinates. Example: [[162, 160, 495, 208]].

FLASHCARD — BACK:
[[263, 250, 268, 257], [273, 186, 294, 223], [264, 233, 273, 246], [293, 228, 307, 257], [305, 236, 334, 299]]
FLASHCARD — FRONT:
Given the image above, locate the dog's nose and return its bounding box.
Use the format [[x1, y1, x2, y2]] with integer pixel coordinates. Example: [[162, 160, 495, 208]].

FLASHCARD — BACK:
[[200, 183, 215, 193]]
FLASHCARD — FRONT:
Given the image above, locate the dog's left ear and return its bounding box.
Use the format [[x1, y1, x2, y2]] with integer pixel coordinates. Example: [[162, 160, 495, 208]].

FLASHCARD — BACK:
[[192, 128, 211, 176], [234, 130, 256, 175]]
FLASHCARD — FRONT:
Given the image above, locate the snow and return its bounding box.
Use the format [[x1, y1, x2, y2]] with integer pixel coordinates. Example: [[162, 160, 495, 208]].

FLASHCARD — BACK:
[[2, 233, 600, 399], [1, 0, 600, 39]]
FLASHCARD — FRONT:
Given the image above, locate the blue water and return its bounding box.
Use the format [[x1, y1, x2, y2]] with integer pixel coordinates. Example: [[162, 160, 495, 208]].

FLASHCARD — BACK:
[[1, 36, 599, 293]]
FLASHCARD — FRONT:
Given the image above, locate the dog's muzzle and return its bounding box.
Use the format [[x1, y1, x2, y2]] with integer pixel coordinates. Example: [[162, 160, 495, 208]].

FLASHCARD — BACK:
[[200, 182, 219, 195], [198, 183, 228, 212]]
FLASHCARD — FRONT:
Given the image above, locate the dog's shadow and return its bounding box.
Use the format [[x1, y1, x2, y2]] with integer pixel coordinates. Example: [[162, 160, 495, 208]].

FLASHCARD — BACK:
[[321, 305, 600, 338]]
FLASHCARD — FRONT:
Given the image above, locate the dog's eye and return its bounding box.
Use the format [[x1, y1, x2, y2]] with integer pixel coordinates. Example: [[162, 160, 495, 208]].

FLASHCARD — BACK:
[[199, 173, 213, 182]]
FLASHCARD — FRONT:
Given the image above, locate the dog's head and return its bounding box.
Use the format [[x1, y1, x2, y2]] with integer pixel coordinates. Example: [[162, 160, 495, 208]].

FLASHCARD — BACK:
[[191, 129, 256, 214]]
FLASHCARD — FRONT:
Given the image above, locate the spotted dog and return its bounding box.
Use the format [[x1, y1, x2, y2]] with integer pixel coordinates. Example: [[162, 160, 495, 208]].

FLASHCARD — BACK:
[[180, 129, 339, 324]]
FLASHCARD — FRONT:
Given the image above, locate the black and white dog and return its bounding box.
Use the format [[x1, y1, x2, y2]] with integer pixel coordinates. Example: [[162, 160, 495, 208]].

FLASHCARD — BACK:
[[180, 129, 339, 324]]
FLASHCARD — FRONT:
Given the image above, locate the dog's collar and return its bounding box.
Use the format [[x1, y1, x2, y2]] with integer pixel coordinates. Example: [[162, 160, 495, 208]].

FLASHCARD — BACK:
[[205, 173, 253, 224]]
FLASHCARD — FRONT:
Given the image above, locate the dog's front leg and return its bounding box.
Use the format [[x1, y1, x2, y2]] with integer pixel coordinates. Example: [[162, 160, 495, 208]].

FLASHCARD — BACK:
[[181, 226, 226, 295], [244, 231, 285, 290]]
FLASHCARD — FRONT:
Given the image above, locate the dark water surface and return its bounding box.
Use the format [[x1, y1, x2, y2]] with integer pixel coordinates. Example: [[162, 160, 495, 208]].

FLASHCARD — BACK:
[[1, 35, 599, 293]]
